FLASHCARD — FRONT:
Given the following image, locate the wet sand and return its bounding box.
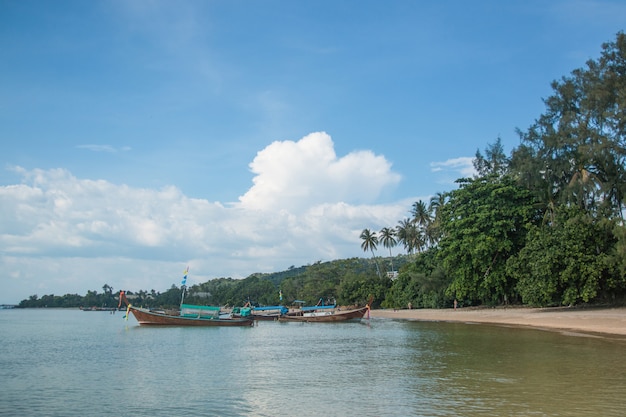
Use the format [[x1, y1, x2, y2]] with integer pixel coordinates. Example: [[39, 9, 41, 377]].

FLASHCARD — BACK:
[[369, 306, 626, 338]]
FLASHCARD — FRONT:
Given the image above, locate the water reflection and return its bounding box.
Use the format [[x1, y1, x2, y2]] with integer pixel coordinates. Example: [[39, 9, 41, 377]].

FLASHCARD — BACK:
[[400, 321, 626, 416]]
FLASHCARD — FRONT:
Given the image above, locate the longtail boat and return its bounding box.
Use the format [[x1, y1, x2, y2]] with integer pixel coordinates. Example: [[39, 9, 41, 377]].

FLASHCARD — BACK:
[[117, 268, 254, 327], [234, 304, 289, 321], [251, 305, 289, 320], [278, 303, 370, 323], [121, 302, 254, 327]]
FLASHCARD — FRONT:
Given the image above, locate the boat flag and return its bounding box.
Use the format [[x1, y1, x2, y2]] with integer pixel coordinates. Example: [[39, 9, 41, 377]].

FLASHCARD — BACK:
[[181, 266, 189, 286]]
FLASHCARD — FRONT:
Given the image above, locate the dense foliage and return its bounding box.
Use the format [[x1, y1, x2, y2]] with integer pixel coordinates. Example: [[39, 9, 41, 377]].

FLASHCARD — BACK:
[[18, 257, 407, 309], [437, 174, 538, 306], [17, 33, 626, 310], [368, 32, 626, 308]]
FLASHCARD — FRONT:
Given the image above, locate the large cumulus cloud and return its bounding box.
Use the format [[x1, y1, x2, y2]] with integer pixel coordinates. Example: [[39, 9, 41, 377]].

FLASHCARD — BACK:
[[239, 132, 402, 212], [0, 133, 412, 303]]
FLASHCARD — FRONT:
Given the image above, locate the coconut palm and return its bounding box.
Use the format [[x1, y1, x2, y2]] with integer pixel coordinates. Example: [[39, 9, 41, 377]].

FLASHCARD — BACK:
[[396, 218, 421, 254], [360, 228, 381, 278], [427, 192, 448, 245], [411, 200, 431, 227], [407, 223, 425, 254], [395, 219, 410, 252], [429, 192, 447, 221], [379, 227, 397, 274]]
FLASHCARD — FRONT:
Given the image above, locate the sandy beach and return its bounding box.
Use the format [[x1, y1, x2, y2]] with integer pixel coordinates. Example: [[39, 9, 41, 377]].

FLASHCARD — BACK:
[[369, 306, 626, 338]]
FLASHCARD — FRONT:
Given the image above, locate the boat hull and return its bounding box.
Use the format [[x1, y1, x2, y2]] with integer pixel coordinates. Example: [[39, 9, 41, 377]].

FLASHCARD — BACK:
[[128, 306, 254, 327], [278, 306, 369, 322], [251, 314, 281, 321]]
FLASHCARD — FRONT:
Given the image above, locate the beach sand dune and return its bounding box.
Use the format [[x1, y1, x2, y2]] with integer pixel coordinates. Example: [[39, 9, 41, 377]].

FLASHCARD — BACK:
[[369, 306, 626, 338]]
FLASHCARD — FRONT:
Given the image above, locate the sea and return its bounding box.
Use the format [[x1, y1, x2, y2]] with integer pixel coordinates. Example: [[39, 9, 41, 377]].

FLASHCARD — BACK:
[[1, 308, 625, 417]]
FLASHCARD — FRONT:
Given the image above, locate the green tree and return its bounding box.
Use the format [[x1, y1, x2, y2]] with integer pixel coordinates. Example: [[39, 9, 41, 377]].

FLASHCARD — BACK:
[[411, 200, 431, 227], [360, 228, 381, 278], [426, 192, 448, 246], [383, 249, 450, 309], [613, 223, 626, 278], [411, 200, 432, 252], [155, 285, 183, 308], [233, 276, 278, 306], [379, 226, 397, 274], [510, 31, 626, 221], [83, 290, 99, 307], [102, 284, 114, 307], [437, 174, 538, 305], [396, 219, 412, 253], [507, 208, 620, 306], [474, 136, 509, 177], [337, 271, 389, 308], [396, 218, 423, 254], [429, 192, 447, 217]]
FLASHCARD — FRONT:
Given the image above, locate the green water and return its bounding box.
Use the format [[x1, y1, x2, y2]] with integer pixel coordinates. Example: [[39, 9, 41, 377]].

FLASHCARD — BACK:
[[0, 309, 624, 416]]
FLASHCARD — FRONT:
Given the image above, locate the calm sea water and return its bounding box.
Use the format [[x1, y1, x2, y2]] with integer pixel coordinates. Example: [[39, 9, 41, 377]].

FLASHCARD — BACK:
[[1, 309, 625, 417]]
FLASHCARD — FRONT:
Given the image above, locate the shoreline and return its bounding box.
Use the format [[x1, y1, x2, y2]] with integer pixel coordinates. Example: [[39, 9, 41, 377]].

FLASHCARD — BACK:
[[368, 306, 626, 339]]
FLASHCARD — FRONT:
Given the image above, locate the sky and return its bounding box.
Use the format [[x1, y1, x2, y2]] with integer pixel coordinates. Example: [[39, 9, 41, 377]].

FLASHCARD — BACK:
[[1, 0, 624, 304]]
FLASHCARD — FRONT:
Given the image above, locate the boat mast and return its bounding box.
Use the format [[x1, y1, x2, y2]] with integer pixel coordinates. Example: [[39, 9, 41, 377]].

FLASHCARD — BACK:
[[179, 266, 189, 309], [179, 286, 186, 309]]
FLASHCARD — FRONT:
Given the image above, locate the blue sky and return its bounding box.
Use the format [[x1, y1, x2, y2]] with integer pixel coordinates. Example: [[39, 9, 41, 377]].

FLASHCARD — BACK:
[[1, 0, 624, 304]]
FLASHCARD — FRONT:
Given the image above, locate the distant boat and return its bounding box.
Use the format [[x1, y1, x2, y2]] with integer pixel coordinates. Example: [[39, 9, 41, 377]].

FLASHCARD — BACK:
[[80, 306, 119, 312], [250, 305, 289, 320], [233, 303, 289, 321], [278, 301, 370, 323]]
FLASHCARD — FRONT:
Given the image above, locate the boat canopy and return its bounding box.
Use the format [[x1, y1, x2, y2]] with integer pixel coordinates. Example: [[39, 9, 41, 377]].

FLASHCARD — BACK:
[[231, 306, 252, 317], [301, 305, 336, 312], [181, 304, 220, 311], [180, 304, 221, 318], [253, 305, 284, 311], [253, 305, 289, 314]]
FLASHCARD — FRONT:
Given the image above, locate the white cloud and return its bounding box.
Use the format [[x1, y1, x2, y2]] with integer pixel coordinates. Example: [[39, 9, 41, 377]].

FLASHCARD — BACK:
[[239, 132, 402, 212], [430, 156, 476, 178], [76, 145, 132, 153], [0, 134, 412, 303]]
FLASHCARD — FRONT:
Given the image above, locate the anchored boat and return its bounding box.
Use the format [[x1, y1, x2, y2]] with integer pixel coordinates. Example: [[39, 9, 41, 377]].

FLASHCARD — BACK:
[[117, 267, 254, 327]]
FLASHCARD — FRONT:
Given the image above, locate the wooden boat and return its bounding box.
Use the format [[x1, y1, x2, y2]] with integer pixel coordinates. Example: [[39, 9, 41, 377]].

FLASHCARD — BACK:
[[278, 304, 370, 323], [252, 305, 289, 320], [118, 291, 254, 327], [126, 305, 254, 326], [236, 305, 289, 320]]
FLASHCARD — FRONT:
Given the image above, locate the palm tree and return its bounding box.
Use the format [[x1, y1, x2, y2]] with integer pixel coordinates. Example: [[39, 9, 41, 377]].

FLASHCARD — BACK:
[[395, 219, 410, 252], [102, 284, 114, 307], [379, 227, 397, 274], [429, 192, 447, 220], [427, 192, 447, 246], [396, 218, 421, 254], [360, 228, 381, 278], [424, 222, 439, 248], [411, 200, 431, 227], [407, 223, 424, 254]]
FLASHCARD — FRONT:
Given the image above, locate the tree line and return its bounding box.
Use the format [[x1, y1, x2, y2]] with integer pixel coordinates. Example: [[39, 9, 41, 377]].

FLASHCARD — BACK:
[[363, 32, 626, 308], [18, 33, 626, 310]]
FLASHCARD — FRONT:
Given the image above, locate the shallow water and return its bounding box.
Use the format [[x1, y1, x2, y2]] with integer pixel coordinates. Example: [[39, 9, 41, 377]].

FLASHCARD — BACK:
[[1, 309, 625, 416]]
